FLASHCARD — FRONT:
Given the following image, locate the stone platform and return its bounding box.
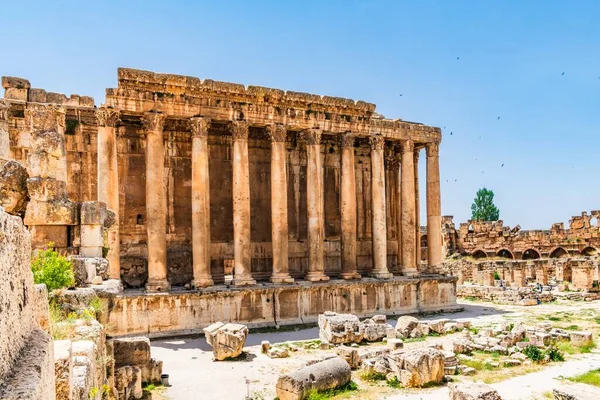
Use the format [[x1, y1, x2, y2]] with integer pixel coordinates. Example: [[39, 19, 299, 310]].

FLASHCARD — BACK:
[[104, 275, 460, 338]]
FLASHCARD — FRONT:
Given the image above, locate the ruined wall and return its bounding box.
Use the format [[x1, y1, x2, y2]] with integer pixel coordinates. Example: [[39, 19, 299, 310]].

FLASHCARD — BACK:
[[0, 206, 54, 399], [104, 276, 459, 337], [442, 211, 600, 259]]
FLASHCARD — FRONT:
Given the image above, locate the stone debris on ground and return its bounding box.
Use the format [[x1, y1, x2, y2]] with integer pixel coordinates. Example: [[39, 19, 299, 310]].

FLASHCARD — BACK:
[[203, 321, 249, 361]]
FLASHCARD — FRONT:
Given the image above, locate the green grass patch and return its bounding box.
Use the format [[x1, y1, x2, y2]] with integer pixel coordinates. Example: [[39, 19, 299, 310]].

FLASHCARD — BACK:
[[548, 316, 561, 322], [386, 376, 403, 388], [404, 336, 427, 343], [360, 369, 387, 382], [306, 381, 358, 399], [568, 369, 600, 387], [460, 358, 495, 371], [557, 340, 596, 355]]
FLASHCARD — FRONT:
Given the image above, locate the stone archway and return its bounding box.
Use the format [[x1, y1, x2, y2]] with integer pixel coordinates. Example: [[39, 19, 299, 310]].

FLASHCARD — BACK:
[[472, 249, 487, 259], [522, 249, 541, 260], [550, 247, 569, 258], [497, 249, 514, 259], [581, 247, 598, 257]]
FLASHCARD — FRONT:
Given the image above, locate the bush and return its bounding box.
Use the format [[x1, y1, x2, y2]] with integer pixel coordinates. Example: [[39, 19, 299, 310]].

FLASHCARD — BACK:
[[523, 345, 544, 362], [545, 347, 565, 362], [31, 244, 74, 292], [493, 270, 501, 280]]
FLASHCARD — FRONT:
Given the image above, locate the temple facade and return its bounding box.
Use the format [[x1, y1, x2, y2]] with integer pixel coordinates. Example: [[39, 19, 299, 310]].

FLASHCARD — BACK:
[[2, 68, 444, 292]]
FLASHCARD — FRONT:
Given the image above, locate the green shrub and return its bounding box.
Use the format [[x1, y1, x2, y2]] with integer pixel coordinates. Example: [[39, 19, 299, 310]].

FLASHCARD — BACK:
[[360, 369, 387, 382], [31, 244, 74, 292], [493, 270, 500, 280], [306, 381, 358, 399], [387, 376, 402, 388], [523, 345, 544, 362], [545, 347, 565, 362]]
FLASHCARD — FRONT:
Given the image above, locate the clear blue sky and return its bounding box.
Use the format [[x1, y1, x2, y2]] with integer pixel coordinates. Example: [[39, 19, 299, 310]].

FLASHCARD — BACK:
[[2, 1, 599, 229]]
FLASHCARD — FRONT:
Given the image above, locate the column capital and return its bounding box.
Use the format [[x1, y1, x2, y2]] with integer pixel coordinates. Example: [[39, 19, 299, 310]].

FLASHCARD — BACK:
[[142, 112, 166, 132], [385, 154, 399, 168], [426, 141, 440, 158], [266, 123, 287, 142], [301, 127, 322, 145], [96, 107, 120, 128], [369, 134, 385, 150], [413, 146, 421, 162], [190, 116, 211, 138], [231, 120, 249, 140], [339, 132, 355, 148], [400, 139, 414, 154], [0, 101, 8, 122]]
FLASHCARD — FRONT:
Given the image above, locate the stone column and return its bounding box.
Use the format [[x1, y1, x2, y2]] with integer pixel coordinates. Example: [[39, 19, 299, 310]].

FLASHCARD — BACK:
[[370, 135, 392, 279], [0, 101, 9, 167], [395, 145, 402, 271], [303, 128, 329, 282], [414, 148, 421, 268], [231, 121, 256, 286], [400, 139, 417, 276], [96, 107, 120, 279], [190, 117, 213, 288], [267, 124, 293, 284], [426, 141, 443, 268], [340, 133, 360, 280], [142, 112, 170, 292]]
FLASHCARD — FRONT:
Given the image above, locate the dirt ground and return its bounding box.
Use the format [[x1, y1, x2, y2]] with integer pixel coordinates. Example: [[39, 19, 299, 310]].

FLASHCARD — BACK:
[[150, 299, 600, 400]]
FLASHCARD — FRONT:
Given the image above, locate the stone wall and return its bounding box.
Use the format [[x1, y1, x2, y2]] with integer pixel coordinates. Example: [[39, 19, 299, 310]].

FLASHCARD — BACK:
[[104, 276, 459, 337], [0, 206, 54, 399]]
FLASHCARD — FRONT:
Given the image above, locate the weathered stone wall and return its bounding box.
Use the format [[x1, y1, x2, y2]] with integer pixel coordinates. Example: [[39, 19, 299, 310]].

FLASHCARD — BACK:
[[104, 276, 459, 337], [0, 206, 54, 399]]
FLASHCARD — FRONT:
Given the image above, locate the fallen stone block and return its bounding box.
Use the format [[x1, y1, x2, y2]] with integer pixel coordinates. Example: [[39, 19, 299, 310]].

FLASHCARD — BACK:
[[395, 316, 419, 337], [336, 345, 361, 370], [318, 312, 363, 344], [116, 366, 143, 400], [361, 315, 392, 342], [449, 382, 503, 399], [569, 331, 593, 347], [261, 340, 271, 353], [203, 321, 248, 361], [276, 357, 351, 400], [395, 348, 445, 388], [113, 336, 162, 383], [388, 338, 404, 350]]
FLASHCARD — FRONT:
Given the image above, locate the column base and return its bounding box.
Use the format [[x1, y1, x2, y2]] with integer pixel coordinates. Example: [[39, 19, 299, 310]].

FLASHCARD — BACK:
[[371, 271, 393, 279], [270, 274, 294, 284], [305, 272, 330, 282], [231, 276, 257, 286], [145, 278, 171, 292], [340, 272, 362, 280], [192, 277, 214, 288], [403, 269, 419, 277]]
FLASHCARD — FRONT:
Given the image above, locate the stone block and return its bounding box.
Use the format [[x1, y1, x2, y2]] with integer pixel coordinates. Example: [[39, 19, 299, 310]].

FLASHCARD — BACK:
[[27, 152, 67, 180], [318, 312, 363, 344], [449, 382, 503, 399], [47, 92, 68, 104], [267, 347, 289, 359], [80, 96, 95, 107], [569, 331, 593, 347], [2, 76, 30, 89], [203, 322, 248, 361], [395, 316, 420, 337], [336, 345, 361, 369], [394, 348, 445, 388], [71, 256, 109, 285], [427, 318, 451, 334], [4, 87, 28, 101], [276, 357, 351, 400], [72, 362, 93, 400], [261, 341, 271, 353], [361, 315, 392, 342], [80, 225, 104, 246], [80, 201, 107, 226], [553, 384, 600, 400], [28, 88, 48, 103], [113, 337, 151, 368], [27, 177, 67, 201], [24, 199, 78, 226], [29, 225, 70, 248], [54, 340, 73, 400], [388, 339, 404, 350], [115, 366, 143, 400], [0, 160, 28, 216]]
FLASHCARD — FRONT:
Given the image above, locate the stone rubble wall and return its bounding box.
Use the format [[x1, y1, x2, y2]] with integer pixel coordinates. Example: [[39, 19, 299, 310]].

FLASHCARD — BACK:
[[0, 206, 54, 399]]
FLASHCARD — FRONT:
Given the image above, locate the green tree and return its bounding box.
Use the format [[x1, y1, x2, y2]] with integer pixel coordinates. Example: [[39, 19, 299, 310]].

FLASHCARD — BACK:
[[471, 188, 500, 221], [31, 243, 75, 292]]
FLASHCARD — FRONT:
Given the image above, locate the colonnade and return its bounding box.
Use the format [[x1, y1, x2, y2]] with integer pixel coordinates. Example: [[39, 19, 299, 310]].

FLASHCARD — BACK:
[[96, 108, 442, 292]]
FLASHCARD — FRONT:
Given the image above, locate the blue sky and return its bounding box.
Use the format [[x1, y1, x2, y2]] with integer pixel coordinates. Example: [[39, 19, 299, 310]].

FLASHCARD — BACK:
[[1, 1, 598, 229]]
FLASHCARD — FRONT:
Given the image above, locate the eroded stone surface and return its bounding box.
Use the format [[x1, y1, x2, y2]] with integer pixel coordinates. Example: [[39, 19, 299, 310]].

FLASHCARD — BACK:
[[276, 356, 351, 400], [449, 382, 503, 399], [203, 322, 248, 361], [0, 161, 28, 216]]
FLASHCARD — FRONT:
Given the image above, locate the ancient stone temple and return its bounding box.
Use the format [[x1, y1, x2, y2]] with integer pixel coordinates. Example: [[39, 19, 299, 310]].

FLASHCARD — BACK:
[[1, 69, 457, 335]]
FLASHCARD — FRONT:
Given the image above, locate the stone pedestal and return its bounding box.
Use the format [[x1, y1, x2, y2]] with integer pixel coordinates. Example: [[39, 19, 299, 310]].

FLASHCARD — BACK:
[[267, 124, 293, 284], [426, 142, 443, 268], [142, 112, 170, 292], [190, 117, 214, 288], [230, 122, 256, 286], [370, 135, 392, 279], [340, 133, 360, 280], [80, 201, 107, 258], [400, 140, 417, 276], [303, 128, 329, 282], [96, 107, 121, 279]]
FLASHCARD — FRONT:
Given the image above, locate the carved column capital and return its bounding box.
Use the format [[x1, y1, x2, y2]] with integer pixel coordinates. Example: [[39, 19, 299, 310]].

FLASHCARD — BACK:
[[266, 124, 287, 142], [142, 112, 166, 132], [369, 134, 385, 150], [339, 132, 355, 148], [231, 121, 249, 140], [301, 127, 322, 145], [400, 139, 414, 154], [96, 107, 120, 128], [426, 141, 439, 158], [190, 116, 211, 138]]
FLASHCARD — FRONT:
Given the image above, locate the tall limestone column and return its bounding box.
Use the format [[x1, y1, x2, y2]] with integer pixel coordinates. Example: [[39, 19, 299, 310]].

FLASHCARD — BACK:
[[190, 117, 213, 288], [395, 145, 403, 271], [0, 101, 9, 166], [96, 107, 120, 279], [414, 148, 421, 268], [340, 133, 360, 280], [370, 135, 392, 279], [426, 141, 443, 268], [231, 121, 256, 286], [401, 139, 417, 276], [267, 124, 293, 284], [143, 112, 170, 292], [303, 128, 329, 282]]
